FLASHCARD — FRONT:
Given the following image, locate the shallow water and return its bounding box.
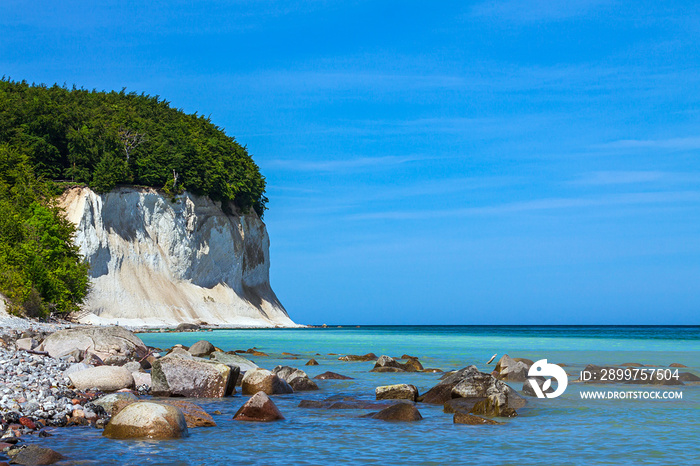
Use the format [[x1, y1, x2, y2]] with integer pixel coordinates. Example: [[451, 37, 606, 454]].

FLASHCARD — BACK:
[[28, 326, 700, 465]]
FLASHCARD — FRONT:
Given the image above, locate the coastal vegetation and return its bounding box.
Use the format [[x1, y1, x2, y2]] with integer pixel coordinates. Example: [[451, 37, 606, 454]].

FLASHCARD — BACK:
[[0, 78, 268, 216], [0, 78, 269, 317], [0, 144, 89, 317]]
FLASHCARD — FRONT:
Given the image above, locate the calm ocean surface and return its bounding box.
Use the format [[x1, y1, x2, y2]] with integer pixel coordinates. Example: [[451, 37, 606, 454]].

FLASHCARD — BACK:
[[47, 326, 699, 465]]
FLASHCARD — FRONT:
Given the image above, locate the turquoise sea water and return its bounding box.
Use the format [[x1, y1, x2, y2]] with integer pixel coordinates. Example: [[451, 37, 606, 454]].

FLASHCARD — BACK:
[[42, 326, 700, 465]]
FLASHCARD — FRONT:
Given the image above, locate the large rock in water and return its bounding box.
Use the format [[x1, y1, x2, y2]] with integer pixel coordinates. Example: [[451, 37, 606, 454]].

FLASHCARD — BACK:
[[272, 366, 319, 391], [159, 400, 217, 427], [188, 340, 215, 357], [494, 354, 530, 382], [368, 404, 423, 422], [421, 365, 525, 414], [6, 444, 65, 465], [38, 326, 147, 360], [58, 186, 295, 328], [151, 355, 232, 398], [210, 352, 258, 373], [103, 402, 189, 439], [69, 365, 134, 391], [376, 384, 419, 401], [241, 368, 294, 395], [233, 391, 284, 422]]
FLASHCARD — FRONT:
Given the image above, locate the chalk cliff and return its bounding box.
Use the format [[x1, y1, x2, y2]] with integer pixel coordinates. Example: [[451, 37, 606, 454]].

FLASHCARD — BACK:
[[59, 187, 296, 327]]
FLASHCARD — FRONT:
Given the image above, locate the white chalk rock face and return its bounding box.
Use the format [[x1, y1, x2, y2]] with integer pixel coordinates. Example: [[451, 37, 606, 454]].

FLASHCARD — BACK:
[[59, 187, 295, 328]]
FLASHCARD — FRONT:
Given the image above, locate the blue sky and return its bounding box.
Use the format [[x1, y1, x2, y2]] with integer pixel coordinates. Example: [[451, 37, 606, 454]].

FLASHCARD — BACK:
[[2, 1, 699, 324]]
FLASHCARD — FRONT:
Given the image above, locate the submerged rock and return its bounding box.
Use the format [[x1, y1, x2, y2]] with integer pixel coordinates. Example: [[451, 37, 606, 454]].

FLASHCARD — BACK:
[[103, 402, 189, 440], [443, 398, 482, 414], [313, 371, 353, 380], [233, 391, 284, 422], [298, 396, 392, 410], [454, 413, 502, 425], [367, 403, 422, 422], [470, 397, 517, 418], [305, 359, 319, 366], [7, 444, 65, 465], [159, 400, 216, 427]]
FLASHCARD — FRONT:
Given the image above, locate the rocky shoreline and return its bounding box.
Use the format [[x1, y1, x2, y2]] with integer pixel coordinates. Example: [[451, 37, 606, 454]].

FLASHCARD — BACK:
[[0, 322, 697, 465]]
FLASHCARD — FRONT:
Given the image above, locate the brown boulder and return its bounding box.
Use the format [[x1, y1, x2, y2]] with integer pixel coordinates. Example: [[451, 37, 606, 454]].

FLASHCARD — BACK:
[[443, 397, 483, 414], [160, 400, 216, 427], [313, 371, 353, 380], [670, 363, 688, 368], [338, 353, 378, 362], [233, 391, 284, 422], [103, 402, 189, 439], [470, 397, 517, 418], [7, 445, 65, 465], [188, 340, 215, 357], [369, 403, 423, 422], [454, 413, 502, 425], [419, 383, 456, 404], [241, 369, 294, 395], [305, 359, 319, 366]]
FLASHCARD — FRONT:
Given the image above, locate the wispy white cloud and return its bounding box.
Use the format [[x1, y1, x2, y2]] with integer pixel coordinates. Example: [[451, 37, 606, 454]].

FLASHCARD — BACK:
[[349, 191, 700, 221], [597, 136, 700, 151], [263, 155, 429, 172]]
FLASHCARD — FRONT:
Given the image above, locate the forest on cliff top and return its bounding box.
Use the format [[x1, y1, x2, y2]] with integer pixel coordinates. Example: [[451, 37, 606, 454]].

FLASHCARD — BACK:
[[0, 78, 268, 317], [0, 78, 268, 216]]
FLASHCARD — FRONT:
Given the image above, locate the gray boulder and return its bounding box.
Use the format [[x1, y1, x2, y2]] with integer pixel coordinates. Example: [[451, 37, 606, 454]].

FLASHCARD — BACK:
[[376, 384, 419, 401], [69, 365, 134, 391], [39, 326, 147, 361], [368, 403, 423, 422], [15, 338, 38, 351], [371, 355, 404, 372], [210, 351, 258, 373], [151, 355, 232, 398], [273, 366, 319, 392], [188, 340, 215, 357]]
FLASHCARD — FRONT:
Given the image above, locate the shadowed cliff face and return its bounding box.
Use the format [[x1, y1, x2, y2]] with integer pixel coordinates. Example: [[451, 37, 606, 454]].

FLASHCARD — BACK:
[[59, 187, 295, 328]]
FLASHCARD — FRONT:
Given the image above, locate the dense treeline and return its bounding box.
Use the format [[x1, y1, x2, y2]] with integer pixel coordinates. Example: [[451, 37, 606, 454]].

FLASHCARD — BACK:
[[0, 78, 268, 216], [0, 144, 89, 317], [0, 78, 269, 317]]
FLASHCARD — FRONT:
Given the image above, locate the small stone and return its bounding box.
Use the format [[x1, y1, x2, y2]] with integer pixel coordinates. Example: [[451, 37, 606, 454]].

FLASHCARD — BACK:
[[305, 359, 319, 366]]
